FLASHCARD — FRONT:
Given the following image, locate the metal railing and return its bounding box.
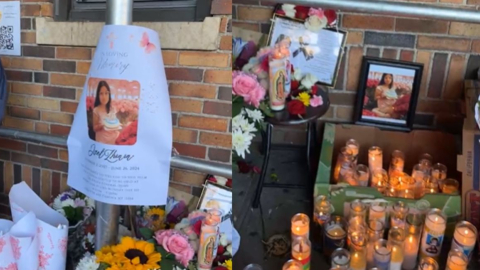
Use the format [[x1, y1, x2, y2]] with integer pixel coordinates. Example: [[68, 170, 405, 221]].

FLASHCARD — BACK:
[[273, 0, 480, 23]]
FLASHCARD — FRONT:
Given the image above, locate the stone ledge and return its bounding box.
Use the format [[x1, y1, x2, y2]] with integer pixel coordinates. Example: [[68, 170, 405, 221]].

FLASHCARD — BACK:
[[36, 17, 221, 50]]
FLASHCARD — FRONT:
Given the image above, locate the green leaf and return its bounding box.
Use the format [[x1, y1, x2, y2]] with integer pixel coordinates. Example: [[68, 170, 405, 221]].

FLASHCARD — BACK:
[[232, 95, 244, 117], [97, 263, 110, 270], [147, 238, 156, 244], [259, 102, 273, 117], [139, 228, 154, 240]]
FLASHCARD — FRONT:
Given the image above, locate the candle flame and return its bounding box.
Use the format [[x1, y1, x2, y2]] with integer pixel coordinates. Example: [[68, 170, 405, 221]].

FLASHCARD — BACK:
[[465, 230, 469, 235], [409, 236, 413, 243], [296, 227, 299, 232], [435, 217, 438, 222]]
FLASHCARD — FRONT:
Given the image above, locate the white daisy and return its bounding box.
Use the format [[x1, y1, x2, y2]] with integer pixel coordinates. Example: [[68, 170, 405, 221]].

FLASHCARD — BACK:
[[245, 108, 264, 123], [52, 196, 62, 210], [233, 131, 253, 159], [239, 119, 257, 134], [232, 114, 246, 132], [60, 198, 75, 208], [75, 254, 99, 270]]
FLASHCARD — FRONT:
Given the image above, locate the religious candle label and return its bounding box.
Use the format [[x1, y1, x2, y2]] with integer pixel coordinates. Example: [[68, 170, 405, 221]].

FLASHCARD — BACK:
[[268, 58, 287, 110], [451, 238, 474, 259], [198, 231, 217, 268], [420, 226, 444, 258], [324, 226, 346, 252], [373, 257, 390, 270], [67, 25, 172, 205]]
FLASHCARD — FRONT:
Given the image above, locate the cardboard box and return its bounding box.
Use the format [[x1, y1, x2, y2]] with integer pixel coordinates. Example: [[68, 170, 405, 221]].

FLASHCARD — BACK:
[[315, 123, 461, 235]]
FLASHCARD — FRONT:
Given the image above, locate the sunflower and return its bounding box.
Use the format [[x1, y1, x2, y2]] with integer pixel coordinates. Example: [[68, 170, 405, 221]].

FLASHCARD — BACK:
[[113, 236, 161, 270], [223, 259, 233, 270], [145, 207, 166, 231], [95, 246, 116, 265]]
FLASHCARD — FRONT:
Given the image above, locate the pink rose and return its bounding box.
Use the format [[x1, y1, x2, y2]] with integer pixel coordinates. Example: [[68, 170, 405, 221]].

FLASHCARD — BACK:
[[154, 230, 195, 267], [310, 95, 323, 107], [308, 8, 326, 19], [232, 71, 266, 108]]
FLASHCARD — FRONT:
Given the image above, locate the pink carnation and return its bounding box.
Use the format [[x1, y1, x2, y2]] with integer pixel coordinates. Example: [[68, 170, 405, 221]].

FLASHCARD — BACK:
[[310, 95, 323, 107], [154, 230, 194, 267], [308, 8, 325, 19], [232, 71, 266, 108]]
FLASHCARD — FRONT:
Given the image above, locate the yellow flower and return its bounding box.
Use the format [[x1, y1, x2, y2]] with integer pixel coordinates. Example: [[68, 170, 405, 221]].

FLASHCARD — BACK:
[[146, 207, 166, 231], [223, 259, 233, 270], [298, 92, 311, 106], [96, 245, 116, 265], [113, 236, 161, 270]]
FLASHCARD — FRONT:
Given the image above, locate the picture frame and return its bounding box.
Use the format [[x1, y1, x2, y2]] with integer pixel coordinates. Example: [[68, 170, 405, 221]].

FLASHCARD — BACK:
[[267, 14, 347, 87], [354, 57, 424, 131], [197, 180, 232, 223]]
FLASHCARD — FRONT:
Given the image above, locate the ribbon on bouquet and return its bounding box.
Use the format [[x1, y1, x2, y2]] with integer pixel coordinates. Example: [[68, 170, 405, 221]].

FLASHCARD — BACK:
[[0, 181, 68, 270]]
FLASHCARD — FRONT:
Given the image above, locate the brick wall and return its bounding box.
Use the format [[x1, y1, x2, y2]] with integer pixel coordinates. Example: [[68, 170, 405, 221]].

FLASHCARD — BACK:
[[233, 0, 480, 144], [0, 0, 232, 211]]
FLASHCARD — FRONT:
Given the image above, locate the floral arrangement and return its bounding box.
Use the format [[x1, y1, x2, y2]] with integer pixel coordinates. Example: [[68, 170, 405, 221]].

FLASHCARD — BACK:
[[51, 189, 95, 227], [206, 175, 232, 188], [274, 4, 337, 31], [287, 67, 324, 117], [136, 206, 167, 233]]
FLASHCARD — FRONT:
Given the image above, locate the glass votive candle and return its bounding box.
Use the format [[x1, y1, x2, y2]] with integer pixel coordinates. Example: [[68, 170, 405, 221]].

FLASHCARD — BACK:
[[403, 213, 424, 270], [369, 201, 387, 224], [446, 249, 468, 270], [420, 209, 446, 260], [291, 236, 311, 268], [366, 219, 385, 268], [334, 147, 354, 183], [418, 257, 439, 270], [331, 248, 350, 269], [390, 201, 409, 229], [373, 239, 391, 270], [419, 153, 433, 169], [368, 146, 383, 173], [431, 163, 447, 183], [389, 150, 405, 176], [385, 182, 397, 197], [324, 216, 348, 257], [346, 139, 360, 164], [424, 180, 439, 194], [314, 195, 331, 226], [451, 221, 478, 261], [349, 199, 367, 222], [350, 234, 367, 270], [339, 167, 358, 186], [356, 164, 370, 187], [371, 168, 388, 194], [388, 226, 406, 270], [291, 213, 309, 239], [397, 177, 416, 199], [282, 259, 302, 270], [347, 221, 367, 249], [441, 178, 459, 195]]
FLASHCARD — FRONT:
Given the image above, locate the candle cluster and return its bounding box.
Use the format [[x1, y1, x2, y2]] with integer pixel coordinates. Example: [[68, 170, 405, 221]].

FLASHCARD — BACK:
[[333, 139, 459, 198], [303, 198, 478, 270]]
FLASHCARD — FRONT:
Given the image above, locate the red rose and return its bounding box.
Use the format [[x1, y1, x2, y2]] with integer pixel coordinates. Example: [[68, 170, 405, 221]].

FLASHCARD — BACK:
[[291, 65, 295, 73], [311, 84, 318, 95], [226, 179, 232, 188], [275, 9, 286, 16], [260, 56, 269, 72], [291, 80, 300, 92], [287, 100, 306, 115], [217, 245, 225, 255], [324, 9, 337, 25], [208, 175, 217, 183], [192, 220, 202, 235], [290, 88, 302, 98], [237, 160, 251, 174], [295, 6, 310, 20]]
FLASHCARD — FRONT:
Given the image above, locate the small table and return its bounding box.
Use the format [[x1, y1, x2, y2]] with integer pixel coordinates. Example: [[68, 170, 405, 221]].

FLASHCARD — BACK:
[[252, 87, 331, 208]]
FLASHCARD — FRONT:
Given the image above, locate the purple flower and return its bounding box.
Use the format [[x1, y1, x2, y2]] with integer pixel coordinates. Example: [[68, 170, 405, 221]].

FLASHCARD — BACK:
[[60, 194, 70, 201], [235, 41, 256, 69]]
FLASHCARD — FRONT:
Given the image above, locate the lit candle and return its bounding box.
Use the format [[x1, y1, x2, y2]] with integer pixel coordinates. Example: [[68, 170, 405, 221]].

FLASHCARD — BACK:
[[446, 249, 468, 270], [282, 259, 302, 270], [331, 248, 350, 268], [323, 216, 348, 257], [349, 200, 367, 222], [334, 147, 354, 183], [371, 169, 388, 194], [402, 213, 423, 270], [451, 221, 478, 260], [346, 139, 360, 163], [350, 249, 367, 270], [366, 220, 384, 268], [388, 227, 405, 270], [314, 195, 331, 226], [441, 178, 459, 195], [418, 257, 439, 270], [369, 202, 386, 224], [418, 153, 433, 169], [356, 164, 370, 187], [291, 237, 311, 269], [389, 150, 404, 176], [420, 209, 446, 260], [368, 146, 383, 172], [291, 213, 309, 239], [373, 239, 391, 270], [431, 163, 447, 184], [197, 209, 222, 270], [390, 201, 409, 229]]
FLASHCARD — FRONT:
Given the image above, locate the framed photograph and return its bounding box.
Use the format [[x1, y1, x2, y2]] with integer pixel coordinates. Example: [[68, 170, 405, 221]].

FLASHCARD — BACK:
[[354, 57, 424, 131], [267, 15, 346, 87], [197, 181, 232, 223]]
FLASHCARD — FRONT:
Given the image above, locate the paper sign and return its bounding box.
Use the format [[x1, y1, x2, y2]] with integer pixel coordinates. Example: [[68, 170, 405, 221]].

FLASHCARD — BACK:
[[67, 25, 172, 205], [0, 1, 20, 56]]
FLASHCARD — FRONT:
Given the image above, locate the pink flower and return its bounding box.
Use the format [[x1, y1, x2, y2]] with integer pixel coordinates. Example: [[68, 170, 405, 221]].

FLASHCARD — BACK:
[[154, 230, 195, 267], [232, 71, 266, 108], [74, 198, 85, 207], [308, 8, 326, 19], [310, 95, 323, 107]]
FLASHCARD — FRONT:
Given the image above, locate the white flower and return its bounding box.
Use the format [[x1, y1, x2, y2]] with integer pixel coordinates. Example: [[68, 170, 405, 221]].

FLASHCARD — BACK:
[[305, 15, 328, 32], [220, 233, 229, 246], [245, 108, 264, 123], [226, 244, 233, 255], [75, 254, 99, 270], [301, 73, 318, 90], [239, 119, 257, 134], [52, 197, 62, 210], [293, 67, 304, 81], [216, 176, 228, 186], [232, 114, 246, 132], [56, 208, 65, 216], [282, 4, 296, 18], [85, 197, 95, 208], [61, 198, 75, 208], [233, 131, 253, 159]]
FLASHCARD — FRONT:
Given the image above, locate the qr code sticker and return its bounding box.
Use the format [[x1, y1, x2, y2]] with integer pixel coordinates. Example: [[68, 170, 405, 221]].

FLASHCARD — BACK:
[[0, 26, 14, 50]]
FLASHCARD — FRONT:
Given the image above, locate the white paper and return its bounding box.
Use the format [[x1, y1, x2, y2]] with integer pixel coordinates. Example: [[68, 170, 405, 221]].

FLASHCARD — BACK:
[[67, 25, 172, 205], [0, 182, 68, 269], [0, 1, 20, 56], [269, 16, 344, 85]]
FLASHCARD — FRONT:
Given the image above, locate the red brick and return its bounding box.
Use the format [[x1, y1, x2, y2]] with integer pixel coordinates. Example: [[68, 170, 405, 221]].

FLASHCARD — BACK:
[[203, 101, 231, 117], [28, 144, 58, 159], [208, 148, 231, 163], [43, 60, 76, 73], [21, 4, 41, 16], [237, 6, 272, 22], [400, 50, 414, 61], [179, 115, 229, 132], [343, 15, 394, 31], [50, 125, 70, 136], [9, 106, 40, 120], [43, 86, 76, 100], [5, 70, 32, 82], [220, 35, 232, 51], [51, 172, 60, 197], [232, 22, 259, 32], [170, 98, 203, 113], [336, 106, 354, 121], [179, 52, 230, 67], [417, 36, 471, 52], [0, 139, 26, 152], [382, 49, 398, 59], [4, 116, 34, 131], [9, 58, 43, 70], [50, 73, 86, 87], [211, 0, 232, 15], [169, 83, 217, 99], [40, 3, 53, 17], [76, 61, 91, 74], [11, 82, 42, 95], [35, 122, 49, 133], [395, 18, 448, 34], [204, 70, 232, 84], [346, 32, 363, 45], [165, 68, 203, 82], [173, 170, 206, 186], [56, 47, 91, 60], [416, 51, 431, 98], [449, 22, 480, 37], [169, 182, 192, 194], [162, 51, 178, 66], [220, 17, 229, 33], [60, 101, 78, 113], [472, 40, 480, 53], [173, 128, 198, 143], [346, 47, 363, 91], [444, 54, 466, 100], [417, 100, 457, 114], [21, 32, 36, 44], [40, 158, 68, 172], [12, 153, 41, 167], [172, 142, 206, 159], [200, 132, 231, 148], [22, 46, 55, 58]]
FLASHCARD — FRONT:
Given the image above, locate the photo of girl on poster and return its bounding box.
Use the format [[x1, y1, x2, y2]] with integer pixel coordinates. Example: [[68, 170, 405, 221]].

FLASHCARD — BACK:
[[86, 78, 140, 145]]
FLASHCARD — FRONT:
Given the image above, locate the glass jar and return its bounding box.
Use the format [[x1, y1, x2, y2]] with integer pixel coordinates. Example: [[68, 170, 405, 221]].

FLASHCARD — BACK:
[[451, 221, 478, 261], [368, 146, 383, 173], [314, 195, 331, 226], [324, 216, 348, 257], [369, 201, 387, 224], [282, 259, 302, 270], [446, 249, 467, 270], [389, 150, 405, 177], [431, 163, 447, 185], [339, 167, 358, 186], [334, 147, 355, 183], [441, 178, 459, 195], [418, 153, 433, 170], [291, 213, 309, 239], [366, 220, 385, 269], [331, 248, 351, 269], [291, 237, 311, 269], [356, 164, 370, 187], [418, 257, 439, 270], [373, 239, 391, 270], [390, 201, 409, 229], [403, 213, 424, 270], [371, 168, 388, 194], [346, 139, 360, 164], [350, 233, 367, 270], [349, 200, 367, 223], [388, 226, 406, 270]]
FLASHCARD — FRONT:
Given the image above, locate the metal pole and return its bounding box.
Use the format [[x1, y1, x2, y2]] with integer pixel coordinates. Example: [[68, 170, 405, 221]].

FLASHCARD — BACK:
[[274, 0, 480, 24], [95, 0, 134, 250]]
